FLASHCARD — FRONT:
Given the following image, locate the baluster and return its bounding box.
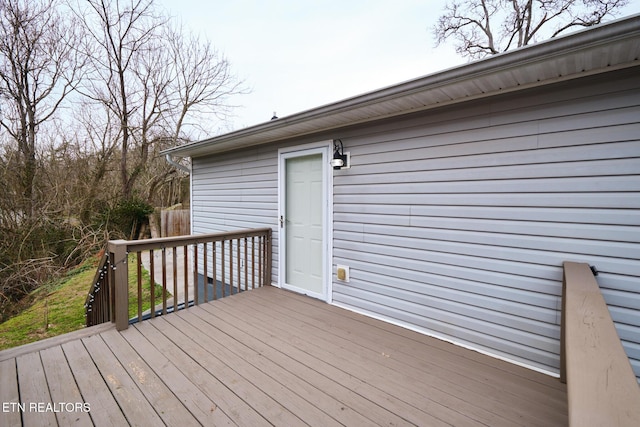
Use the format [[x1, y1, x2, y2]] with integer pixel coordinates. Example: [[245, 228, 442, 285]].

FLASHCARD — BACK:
[[221, 239, 226, 297], [193, 244, 199, 306], [162, 247, 167, 315], [237, 237, 241, 293], [229, 239, 233, 295], [203, 242, 209, 303], [136, 251, 142, 322], [183, 245, 188, 309], [212, 240, 217, 300], [244, 237, 248, 292], [267, 230, 272, 286], [172, 246, 178, 311], [150, 250, 155, 318], [259, 235, 263, 287]]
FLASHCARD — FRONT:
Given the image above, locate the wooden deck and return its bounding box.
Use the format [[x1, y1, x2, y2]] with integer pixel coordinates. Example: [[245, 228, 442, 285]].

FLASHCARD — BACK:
[[1, 286, 567, 426]]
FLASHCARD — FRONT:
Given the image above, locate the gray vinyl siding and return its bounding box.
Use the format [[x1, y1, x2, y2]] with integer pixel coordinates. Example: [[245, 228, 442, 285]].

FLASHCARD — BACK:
[[191, 148, 279, 283], [332, 70, 640, 377], [189, 69, 640, 379]]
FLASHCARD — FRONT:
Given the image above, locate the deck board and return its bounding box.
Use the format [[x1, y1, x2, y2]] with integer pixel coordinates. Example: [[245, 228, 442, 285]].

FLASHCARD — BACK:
[[169, 311, 327, 425], [209, 290, 463, 426], [185, 306, 385, 426], [132, 320, 270, 426], [61, 339, 128, 427], [216, 287, 516, 426], [39, 346, 93, 426], [118, 325, 234, 426], [243, 286, 567, 426], [0, 286, 568, 426], [0, 359, 21, 426], [16, 352, 57, 426], [151, 315, 302, 426], [202, 297, 445, 426], [81, 333, 165, 426], [100, 329, 203, 427], [194, 300, 412, 426]]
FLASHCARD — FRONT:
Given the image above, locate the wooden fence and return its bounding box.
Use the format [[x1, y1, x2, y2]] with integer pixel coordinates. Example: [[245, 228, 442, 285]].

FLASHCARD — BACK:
[[161, 209, 190, 237]]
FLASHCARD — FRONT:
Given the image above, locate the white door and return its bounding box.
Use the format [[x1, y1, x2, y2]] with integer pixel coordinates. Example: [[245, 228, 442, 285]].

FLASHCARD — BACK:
[[279, 145, 328, 300]]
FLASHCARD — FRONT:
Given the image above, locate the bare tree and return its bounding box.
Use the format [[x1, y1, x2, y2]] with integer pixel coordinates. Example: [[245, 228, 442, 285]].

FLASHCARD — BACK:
[[434, 0, 630, 59], [165, 23, 246, 140], [75, 0, 165, 200], [0, 0, 84, 319], [0, 0, 248, 321], [0, 0, 81, 219], [76, 0, 245, 204], [72, 103, 122, 222], [143, 23, 247, 205]]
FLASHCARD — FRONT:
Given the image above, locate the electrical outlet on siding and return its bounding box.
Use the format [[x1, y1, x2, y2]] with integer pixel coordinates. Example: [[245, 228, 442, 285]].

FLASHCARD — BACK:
[[336, 265, 350, 282]]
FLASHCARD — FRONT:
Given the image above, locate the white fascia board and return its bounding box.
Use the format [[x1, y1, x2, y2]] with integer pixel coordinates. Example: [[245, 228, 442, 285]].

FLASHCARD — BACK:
[[162, 14, 640, 160]]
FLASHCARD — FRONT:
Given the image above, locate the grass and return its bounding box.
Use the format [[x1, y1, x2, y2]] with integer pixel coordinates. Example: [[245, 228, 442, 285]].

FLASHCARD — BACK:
[[0, 252, 167, 351], [0, 259, 95, 350]]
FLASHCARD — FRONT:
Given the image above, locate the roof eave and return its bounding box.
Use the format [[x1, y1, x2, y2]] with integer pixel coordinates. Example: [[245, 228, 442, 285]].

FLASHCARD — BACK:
[[163, 14, 640, 159]]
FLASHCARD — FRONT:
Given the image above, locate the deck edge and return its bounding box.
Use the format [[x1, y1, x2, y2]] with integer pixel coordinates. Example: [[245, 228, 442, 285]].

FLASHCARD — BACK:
[[0, 322, 115, 362]]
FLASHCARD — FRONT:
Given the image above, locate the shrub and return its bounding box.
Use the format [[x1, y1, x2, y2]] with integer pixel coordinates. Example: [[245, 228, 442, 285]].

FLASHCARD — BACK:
[[101, 197, 154, 239]]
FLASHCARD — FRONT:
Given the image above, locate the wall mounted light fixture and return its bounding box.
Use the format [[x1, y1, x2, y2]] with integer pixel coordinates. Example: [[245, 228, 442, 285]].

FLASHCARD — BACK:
[[331, 139, 349, 170]]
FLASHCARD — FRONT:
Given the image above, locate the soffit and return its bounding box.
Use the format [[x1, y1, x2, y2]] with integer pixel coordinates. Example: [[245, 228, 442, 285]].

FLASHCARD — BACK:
[[164, 14, 640, 159]]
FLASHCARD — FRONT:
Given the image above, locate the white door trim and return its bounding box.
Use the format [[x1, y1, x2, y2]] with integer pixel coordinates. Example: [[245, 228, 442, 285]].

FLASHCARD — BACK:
[[278, 141, 332, 303]]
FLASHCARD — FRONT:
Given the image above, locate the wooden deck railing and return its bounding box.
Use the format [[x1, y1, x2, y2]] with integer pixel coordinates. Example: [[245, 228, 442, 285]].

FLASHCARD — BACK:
[[85, 250, 111, 327], [560, 261, 640, 427], [85, 228, 272, 330]]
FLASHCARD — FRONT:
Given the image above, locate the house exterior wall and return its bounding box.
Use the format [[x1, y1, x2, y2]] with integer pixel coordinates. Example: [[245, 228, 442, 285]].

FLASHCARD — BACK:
[[191, 148, 280, 283], [191, 68, 640, 378], [332, 69, 640, 377]]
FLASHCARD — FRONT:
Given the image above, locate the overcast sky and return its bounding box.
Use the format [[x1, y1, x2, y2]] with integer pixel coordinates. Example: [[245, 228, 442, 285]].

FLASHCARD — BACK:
[[159, 0, 640, 134]]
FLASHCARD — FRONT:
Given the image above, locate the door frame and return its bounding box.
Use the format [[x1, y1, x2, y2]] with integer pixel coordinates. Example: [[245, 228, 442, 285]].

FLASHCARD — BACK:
[[277, 141, 333, 303]]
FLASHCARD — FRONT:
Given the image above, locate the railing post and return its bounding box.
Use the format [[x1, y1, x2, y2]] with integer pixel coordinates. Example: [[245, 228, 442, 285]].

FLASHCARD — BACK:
[[109, 240, 129, 331], [265, 229, 272, 286], [560, 267, 567, 384]]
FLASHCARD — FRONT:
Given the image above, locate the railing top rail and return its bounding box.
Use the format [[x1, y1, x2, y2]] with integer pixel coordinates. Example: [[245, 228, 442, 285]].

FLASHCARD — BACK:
[[561, 261, 640, 426], [107, 227, 272, 252]]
